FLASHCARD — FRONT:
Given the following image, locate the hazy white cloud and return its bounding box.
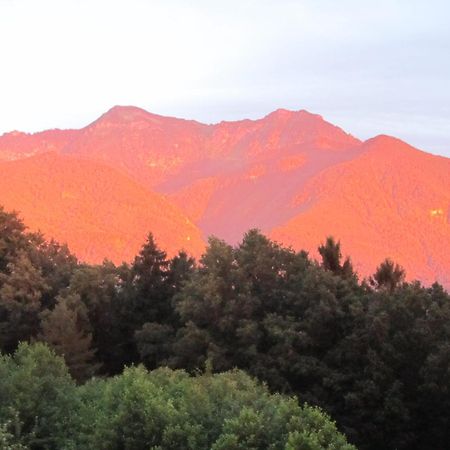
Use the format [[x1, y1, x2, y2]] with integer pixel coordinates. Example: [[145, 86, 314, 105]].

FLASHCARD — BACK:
[[0, 0, 449, 155]]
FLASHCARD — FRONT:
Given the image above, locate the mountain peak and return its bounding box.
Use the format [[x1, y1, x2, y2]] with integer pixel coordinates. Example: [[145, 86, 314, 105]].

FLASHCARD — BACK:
[[95, 105, 158, 125], [265, 108, 322, 121], [0, 105, 448, 287], [362, 134, 419, 156], [366, 134, 407, 145], [268, 108, 295, 116], [2, 130, 26, 138], [108, 104, 150, 114]]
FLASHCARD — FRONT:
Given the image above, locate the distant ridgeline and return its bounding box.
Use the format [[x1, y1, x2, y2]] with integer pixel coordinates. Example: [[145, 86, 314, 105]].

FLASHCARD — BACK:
[[0, 106, 449, 288], [1, 205, 450, 450]]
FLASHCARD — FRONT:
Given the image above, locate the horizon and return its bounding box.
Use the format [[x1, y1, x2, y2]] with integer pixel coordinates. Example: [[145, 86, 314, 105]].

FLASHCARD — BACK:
[[2, 103, 449, 159], [1, 0, 449, 157]]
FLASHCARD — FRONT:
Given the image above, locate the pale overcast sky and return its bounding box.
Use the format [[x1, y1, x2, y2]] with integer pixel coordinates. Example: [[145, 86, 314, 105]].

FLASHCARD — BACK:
[[0, 0, 449, 156]]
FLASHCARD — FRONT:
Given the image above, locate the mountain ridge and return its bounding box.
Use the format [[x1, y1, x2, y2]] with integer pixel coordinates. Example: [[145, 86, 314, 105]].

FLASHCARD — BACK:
[[0, 106, 448, 287]]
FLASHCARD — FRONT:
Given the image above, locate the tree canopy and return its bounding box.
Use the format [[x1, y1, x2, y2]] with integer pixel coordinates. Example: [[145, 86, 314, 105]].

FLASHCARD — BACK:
[[0, 343, 355, 450], [1, 206, 450, 449]]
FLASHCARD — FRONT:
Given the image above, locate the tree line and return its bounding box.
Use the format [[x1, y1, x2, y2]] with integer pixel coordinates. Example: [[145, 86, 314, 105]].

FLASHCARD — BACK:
[[1, 205, 450, 449]]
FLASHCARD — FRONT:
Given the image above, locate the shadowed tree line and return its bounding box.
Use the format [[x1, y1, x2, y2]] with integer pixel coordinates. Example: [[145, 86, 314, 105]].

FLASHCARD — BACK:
[[1, 205, 450, 450]]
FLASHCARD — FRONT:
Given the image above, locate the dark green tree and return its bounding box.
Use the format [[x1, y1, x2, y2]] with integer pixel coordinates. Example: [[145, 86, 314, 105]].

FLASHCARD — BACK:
[[0, 252, 49, 353], [134, 245, 197, 371], [0, 207, 30, 274], [135, 322, 175, 369], [173, 236, 244, 372], [167, 250, 196, 294], [371, 258, 405, 292], [128, 233, 171, 324], [112, 234, 178, 370], [318, 236, 355, 279], [59, 262, 123, 374]]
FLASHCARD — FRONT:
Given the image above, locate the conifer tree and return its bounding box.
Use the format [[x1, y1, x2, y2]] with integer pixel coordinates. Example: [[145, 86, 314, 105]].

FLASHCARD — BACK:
[[167, 250, 196, 293], [318, 236, 355, 279], [114, 234, 173, 369], [129, 233, 171, 324], [0, 207, 30, 273], [371, 258, 405, 292], [29, 237, 78, 309], [60, 263, 122, 374], [319, 236, 341, 273], [0, 252, 49, 352], [38, 297, 99, 382]]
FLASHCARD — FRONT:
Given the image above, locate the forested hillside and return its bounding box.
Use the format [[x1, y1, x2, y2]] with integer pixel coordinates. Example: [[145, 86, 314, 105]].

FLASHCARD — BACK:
[[1, 205, 450, 449]]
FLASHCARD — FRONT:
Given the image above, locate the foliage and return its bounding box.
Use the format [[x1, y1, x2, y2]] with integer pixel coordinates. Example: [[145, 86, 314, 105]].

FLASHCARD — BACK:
[[318, 236, 356, 280], [1, 206, 450, 449], [370, 258, 405, 292], [0, 342, 78, 449], [38, 296, 99, 382], [0, 206, 30, 273], [0, 343, 354, 450], [0, 252, 49, 353]]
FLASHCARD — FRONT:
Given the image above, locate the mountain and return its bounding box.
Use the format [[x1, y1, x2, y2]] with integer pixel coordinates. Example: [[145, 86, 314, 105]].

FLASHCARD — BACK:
[[0, 129, 77, 161], [0, 152, 204, 263], [168, 109, 362, 241], [0, 106, 448, 286], [60, 106, 362, 241], [271, 135, 450, 287], [60, 106, 211, 189]]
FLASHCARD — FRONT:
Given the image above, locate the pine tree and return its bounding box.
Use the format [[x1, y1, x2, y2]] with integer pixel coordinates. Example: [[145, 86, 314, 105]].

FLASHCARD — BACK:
[[371, 258, 405, 292], [110, 234, 173, 369], [318, 236, 355, 279], [167, 251, 196, 293], [129, 233, 171, 324]]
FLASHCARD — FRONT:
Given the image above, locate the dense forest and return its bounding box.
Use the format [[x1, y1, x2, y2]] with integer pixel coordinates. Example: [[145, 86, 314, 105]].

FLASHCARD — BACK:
[[1, 205, 450, 449]]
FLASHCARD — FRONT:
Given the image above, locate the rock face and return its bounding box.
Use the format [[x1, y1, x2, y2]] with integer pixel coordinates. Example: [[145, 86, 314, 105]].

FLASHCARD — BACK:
[[0, 106, 448, 287]]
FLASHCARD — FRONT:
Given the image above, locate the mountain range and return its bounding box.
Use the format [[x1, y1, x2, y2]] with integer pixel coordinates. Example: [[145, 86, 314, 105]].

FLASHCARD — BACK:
[[0, 106, 448, 287]]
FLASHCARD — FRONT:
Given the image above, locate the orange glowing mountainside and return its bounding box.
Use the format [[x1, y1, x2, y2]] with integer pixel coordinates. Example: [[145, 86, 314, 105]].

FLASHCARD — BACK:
[[270, 136, 450, 288], [0, 152, 204, 263], [0, 106, 448, 286]]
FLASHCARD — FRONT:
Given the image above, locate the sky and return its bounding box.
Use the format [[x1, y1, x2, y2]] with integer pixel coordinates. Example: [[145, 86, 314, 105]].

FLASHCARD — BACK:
[[0, 0, 449, 156]]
